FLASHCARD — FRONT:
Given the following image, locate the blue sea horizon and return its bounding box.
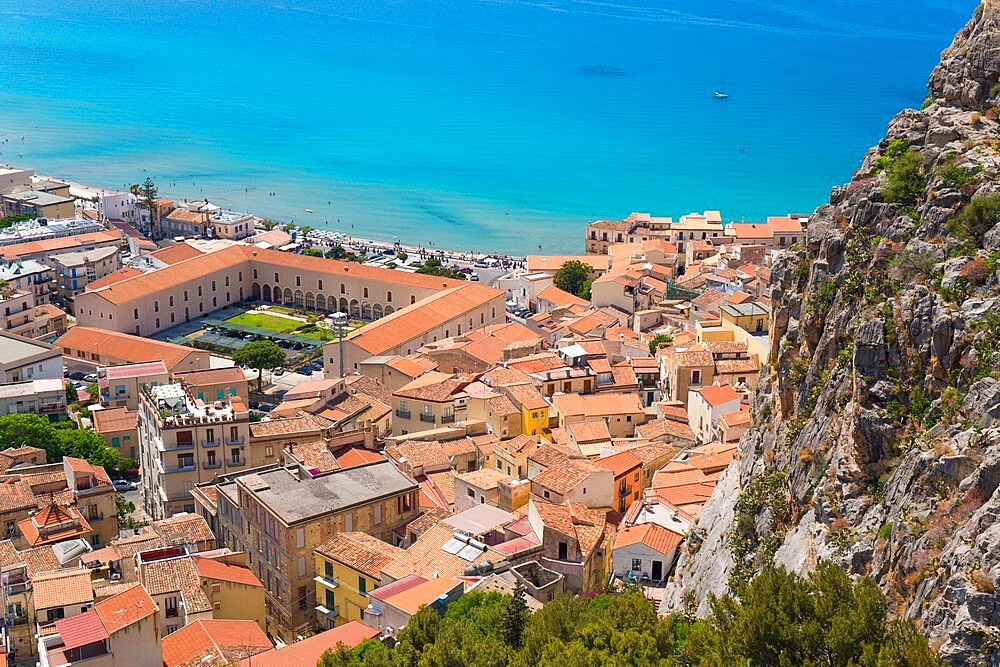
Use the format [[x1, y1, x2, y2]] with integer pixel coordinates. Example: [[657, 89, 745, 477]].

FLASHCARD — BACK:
[[0, 0, 977, 254]]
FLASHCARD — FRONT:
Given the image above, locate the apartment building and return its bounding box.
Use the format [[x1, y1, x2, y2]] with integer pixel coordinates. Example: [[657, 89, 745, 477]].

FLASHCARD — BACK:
[[0, 258, 55, 305], [137, 383, 253, 520], [0, 190, 75, 219], [212, 461, 419, 641], [551, 392, 646, 438], [92, 407, 140, 461], [98, 361, 170, 410], [391, 372, 471, 435], [49, 246, 121, 312], [0, 229, 122, 264], [0, 378, 66, 419]]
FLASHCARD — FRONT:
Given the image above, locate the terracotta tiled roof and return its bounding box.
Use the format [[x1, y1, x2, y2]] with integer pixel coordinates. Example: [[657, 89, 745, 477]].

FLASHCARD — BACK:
[[18, 545, 62, 577], [455, 467, 507, 490], [94, 583, 158, 634], [249, 413, 331, 438], [0, 478, 37, 513], [148, 242, 205, 264], [56, 327, 199, 371], [704, 340, 748, 355], [696, 383, 741, 408], [163, 619, 271, 667], [721, 410, 751, 428], [614, 522, 683, 556], [92, 581, 141, 601], [425, 470, 457, 505], [334, 446, 384, 470], [315, 532, 403, 579], [85, 267, 143, 291], [527, 442, 579, 468], [394, 371, 468, 402], [673, 346, 714, 368], [238, 622, 377, 667], [110, 530, 163, 558], [595, 450, 642, 478], [19, 503, 92, 546], [487, 394, 519, 417], [368, 573, 428, 601], [346, 283, 504, 355], [32, 569, 94, 610], [635, 418, 696, 444], [140, 557, 212, 613], [715, 358, 761, 375], [567, 420, 611, 444], [537, 284, 589, 307], [0, 230, 122, 261], [151, 513, 215, 547], [553, 392, 643, 417], [531, 500, 611, 559], [767, 215, 803, 233], [729, 223, 773, 240], [383, 577, 463, 615], [690, 289, 727, 309], [527, 255, 609, 273], [532, 458, 606, 495], [192, 556, 263, 587], [499, 434, 536, 455], [91, 406, 137, 433], [404, 509, 450, 539]]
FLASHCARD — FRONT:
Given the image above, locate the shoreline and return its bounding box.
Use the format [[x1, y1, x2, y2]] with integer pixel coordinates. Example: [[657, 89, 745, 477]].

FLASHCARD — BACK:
[[45, 172, 533, 266]]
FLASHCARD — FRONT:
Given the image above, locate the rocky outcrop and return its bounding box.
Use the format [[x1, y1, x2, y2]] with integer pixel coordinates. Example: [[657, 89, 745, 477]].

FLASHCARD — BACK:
[[662, 4, 1000, 665]]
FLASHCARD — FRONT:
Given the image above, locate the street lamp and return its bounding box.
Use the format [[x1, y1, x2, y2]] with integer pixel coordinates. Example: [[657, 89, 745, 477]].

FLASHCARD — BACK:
[[331, 311, 348, 379]]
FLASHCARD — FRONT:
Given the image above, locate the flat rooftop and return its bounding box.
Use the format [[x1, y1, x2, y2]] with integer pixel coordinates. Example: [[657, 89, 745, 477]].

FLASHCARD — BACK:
[[218, 460, 417, 525], [0, 332, 57, 364]]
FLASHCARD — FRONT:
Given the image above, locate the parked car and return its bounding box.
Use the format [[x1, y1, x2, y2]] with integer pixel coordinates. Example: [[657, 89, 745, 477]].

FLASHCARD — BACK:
[[258, 403, 275, 412], [459, 267, 473, 274], [295, 366, 313, 375], [113, 479, 138, 492], [272, 368, 284, 376], [469, 272, 480, 281], [83, 374, 99, 383], [474, 261, 488, 268], [69, 371, 86, 381]]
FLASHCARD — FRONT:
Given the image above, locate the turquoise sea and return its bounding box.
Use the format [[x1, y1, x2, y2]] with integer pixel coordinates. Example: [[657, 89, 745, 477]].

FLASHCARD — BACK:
[[0, 0, 977, 253]]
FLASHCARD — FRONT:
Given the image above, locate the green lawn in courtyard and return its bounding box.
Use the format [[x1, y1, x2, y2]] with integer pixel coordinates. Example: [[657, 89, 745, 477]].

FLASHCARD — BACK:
[[225, 312, 302, 334]]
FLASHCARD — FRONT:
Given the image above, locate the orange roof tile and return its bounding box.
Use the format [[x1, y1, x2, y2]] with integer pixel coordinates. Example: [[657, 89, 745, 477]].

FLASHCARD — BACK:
[[595, 450, 642, 478], [85, 267, 143, 291], [32, 569, 94, 610], [192, 556, 263, 587], [614, 522, 683, 555], [163, 619, 271, 667], [94, 583, 157, 634], [553, 392, 644, 417], [537, 284, 589, 307], [383, 577, 462, 615], [0, 230, 122, 261], [729, 223, 773, 240], [239, 622, 377, 667], [91, 406, 138, 434], [696, 383, 741, 408], [56, 327, 200, 371], [315, 532, 403, 579], [532, 458, 607, 495], [567, 419, 611, 443], [148, 242, 204, 265], [767, 216, 803, 233]]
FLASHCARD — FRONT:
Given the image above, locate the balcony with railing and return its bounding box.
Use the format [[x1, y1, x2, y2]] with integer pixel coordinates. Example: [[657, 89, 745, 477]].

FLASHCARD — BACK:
[[227, 436, 245, 445], [201, 439, 220, 448], [203, 461, 222, 470], [441, 413, 455, 424], [158, 460, 197, 474], [419, 413, 435, 423], [395, 409, 410, 419], [156, 438, 195, 453], [227, 458, 245, 468]]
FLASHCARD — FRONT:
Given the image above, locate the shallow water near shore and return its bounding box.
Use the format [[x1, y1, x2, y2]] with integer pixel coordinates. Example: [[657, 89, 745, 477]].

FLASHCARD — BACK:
[[0, 0, 976, 253]]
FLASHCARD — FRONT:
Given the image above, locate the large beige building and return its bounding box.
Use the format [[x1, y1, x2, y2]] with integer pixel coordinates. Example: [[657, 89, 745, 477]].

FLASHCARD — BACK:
[[72, 245, 505, 357], [137, 383, 257, 520]]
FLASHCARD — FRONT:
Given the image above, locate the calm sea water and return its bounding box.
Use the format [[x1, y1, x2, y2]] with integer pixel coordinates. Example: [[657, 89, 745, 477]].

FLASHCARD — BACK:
[[0, 0, 976, 253]]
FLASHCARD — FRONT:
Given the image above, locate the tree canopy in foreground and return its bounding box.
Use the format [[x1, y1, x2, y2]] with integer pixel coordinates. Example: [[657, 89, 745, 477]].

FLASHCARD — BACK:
[[318, 563, 940, 667]]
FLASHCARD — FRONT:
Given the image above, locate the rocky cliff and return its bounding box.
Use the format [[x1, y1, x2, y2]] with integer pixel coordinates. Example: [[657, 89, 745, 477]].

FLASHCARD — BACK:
[[662, 3, 1000, 665]]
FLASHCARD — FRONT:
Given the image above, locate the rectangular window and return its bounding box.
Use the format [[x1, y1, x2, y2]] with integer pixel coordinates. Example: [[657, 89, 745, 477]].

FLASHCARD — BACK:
[[631, 557, 642, 571], [165, 596, 178, 617], [297, 557, 306, 577], [374, 505, 382, 525], [298, 586, 307, 610], [358, 576, 367, 595], [326, 589, 335, 610], [324, 561, 333, 580], [296, 528, 305, 548]]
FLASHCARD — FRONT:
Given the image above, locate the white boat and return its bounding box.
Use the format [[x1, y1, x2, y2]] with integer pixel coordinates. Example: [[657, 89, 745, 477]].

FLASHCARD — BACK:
[[714, 74, 728, 99]]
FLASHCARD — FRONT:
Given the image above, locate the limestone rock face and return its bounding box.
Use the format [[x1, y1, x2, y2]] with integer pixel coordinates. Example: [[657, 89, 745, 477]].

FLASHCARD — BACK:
[[661, 4, 1000, 664]]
